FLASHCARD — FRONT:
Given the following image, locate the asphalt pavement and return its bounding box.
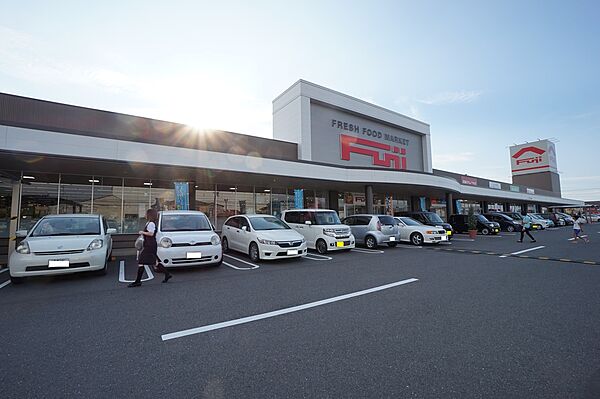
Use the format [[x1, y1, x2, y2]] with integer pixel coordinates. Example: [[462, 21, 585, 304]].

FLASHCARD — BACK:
[[1, 225, 600, 398]]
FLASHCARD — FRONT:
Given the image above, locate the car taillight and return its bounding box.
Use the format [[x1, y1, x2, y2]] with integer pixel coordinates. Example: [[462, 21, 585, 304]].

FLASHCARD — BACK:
[[377, 221, 382, 231]]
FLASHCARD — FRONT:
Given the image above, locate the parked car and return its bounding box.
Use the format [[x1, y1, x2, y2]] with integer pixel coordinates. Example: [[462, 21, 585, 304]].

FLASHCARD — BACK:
[[398, 211, 453, 239], [282, 209, 355, 254], [157, 211, 222, 268], [529, 213, 552, 229], [539, 212, 566, 226], [448, 214, 501, 235], [483, 212, 523, 232], [342, 214, 400, 249], [500, 212, 543, 230], [222, 214, 307, 262], [394, 216, 448, 245], [555, 212, 574, 225], [9, 214, 115, 284], [589, 214, 600, 223]]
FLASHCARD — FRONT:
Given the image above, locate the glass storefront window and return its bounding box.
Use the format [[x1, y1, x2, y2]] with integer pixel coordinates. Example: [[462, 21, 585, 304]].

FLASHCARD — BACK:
[[19, 173, 59, 231], [150, 180, 176, 211], [93, 177, 124, 232], [195, 183, 216, 226], [236, 185, 255, 215], [0, 181, 12, 237], [315, 190, 328, 210], [122, 178, 152, 234], [216, 185, 238, 230], [59, 175, 93, 214], [255, 187, 271, 215], [271, 187, 288, 219]]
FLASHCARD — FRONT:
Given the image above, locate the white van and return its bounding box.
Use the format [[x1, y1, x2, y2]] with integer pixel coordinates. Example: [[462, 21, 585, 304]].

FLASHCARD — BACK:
[[281, 209, 355, 254]]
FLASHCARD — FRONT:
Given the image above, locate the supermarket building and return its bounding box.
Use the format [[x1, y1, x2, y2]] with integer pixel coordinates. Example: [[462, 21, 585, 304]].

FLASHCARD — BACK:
[[0, 80, 582, 260]]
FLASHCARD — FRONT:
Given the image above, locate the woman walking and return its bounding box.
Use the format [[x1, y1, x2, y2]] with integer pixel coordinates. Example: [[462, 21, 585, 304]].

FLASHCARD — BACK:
[[128, 209, 172, 287], [572, 213, 589, 243], [518, 210, 536, 243]]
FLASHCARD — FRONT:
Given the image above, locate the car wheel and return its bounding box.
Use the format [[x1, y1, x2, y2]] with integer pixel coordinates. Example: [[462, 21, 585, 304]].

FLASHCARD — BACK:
[[507, 225, 515, 233], [365, 235, 377, 249], [387, 242, 398, 247], [481, 228, 490, 235], [249, 242, 260, 263], [9, 275, 24, 284], [96, 257, 108, 276], [410, 232, 424, 246], [222, 237, 230, 253], [316, 239, 328, 255]]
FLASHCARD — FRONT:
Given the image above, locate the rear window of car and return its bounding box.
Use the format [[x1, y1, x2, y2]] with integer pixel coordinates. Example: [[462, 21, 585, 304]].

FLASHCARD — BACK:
[[378, 216, 396, 225], [31, 217, 100, 237], [160, 214, 212, 232]]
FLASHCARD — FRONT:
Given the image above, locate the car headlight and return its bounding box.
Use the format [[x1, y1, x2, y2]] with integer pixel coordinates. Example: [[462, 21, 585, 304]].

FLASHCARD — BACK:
[[159, 237, 172, 248], [87, 239, 103, 251], [425, 230, 436, 234], [16, 241, 30, 254], [301, 237, 306, 243], [323, 228, 336, 237], [257, 237, 278, 245], [210, 235, 220, 245]]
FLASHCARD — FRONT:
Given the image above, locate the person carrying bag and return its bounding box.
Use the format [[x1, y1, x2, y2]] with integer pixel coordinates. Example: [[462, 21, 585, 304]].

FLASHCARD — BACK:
[[128, 209, 172, 287]]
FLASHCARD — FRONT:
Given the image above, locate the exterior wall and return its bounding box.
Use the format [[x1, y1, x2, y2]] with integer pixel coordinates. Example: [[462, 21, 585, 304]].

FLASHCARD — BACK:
[[513, 171, 561, 194], [273, 80, 432, 172]]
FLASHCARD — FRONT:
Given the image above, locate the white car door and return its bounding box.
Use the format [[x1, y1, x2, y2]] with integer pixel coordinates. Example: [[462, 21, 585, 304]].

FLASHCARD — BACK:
[[237, 217, 253, 253], [395, 218, 411, 242], [224, 217, 242, 251]]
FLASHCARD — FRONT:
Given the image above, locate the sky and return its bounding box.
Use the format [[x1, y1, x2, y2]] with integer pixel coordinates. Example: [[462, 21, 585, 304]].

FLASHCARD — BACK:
[[1, 0, 599, 200]]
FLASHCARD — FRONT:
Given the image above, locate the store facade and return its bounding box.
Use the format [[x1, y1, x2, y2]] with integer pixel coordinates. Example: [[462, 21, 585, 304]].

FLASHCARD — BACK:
[[0, 80, 583, 261]]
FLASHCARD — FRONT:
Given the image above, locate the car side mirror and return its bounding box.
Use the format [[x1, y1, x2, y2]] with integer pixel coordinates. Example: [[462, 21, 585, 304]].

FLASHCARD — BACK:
[[106, 228, 117, 234], [241, 226, 248, 231], [305, 220, 312, 225], [16, 230, 28, 238]]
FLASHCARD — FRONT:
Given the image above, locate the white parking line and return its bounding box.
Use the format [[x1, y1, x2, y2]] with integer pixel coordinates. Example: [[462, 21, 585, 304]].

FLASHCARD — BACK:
[[452, 238, 475, 242], [351, 248, 385, 254], [118, 261, 155, 283], [0, 280, 10, 289], [161, 277, 419, 341], [499, 246, 545, 258], [223, 254, 260, 269], [304, 253, 333, 261], [0, 268, 8, 274]]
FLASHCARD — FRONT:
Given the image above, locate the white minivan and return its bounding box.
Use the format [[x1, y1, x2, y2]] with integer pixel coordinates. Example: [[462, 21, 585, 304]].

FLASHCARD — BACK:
[[281, 209, 355, 254]]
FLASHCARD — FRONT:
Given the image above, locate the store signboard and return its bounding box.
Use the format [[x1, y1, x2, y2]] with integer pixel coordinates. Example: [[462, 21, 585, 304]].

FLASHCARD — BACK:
[[510, 139, 558, 176], [174, 182, 189, 210], [526, 188, 535, 195], [310, 102, 424, 172], [510, 185, 520, 192], [489, 182, 502, 190], [461, 176, 478, 186]]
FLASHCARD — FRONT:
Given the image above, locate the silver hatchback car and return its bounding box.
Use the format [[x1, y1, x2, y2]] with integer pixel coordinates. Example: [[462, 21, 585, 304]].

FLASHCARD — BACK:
[[341, 214, 400, 249]]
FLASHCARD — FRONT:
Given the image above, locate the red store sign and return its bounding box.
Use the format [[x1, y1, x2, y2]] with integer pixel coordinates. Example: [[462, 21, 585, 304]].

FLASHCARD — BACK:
[[461, 176, 478, 186]]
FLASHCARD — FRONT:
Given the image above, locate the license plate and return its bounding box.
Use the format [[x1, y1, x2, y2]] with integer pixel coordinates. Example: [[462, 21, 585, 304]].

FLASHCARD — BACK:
[[49, 259, 69, 268], [336, 241, 345, 247], [446, 231, 452, 236], [287, 249, 299, 255], [433, 237, 441, 241], [186, 252, 203, 259], [389, 236, 396, 241]]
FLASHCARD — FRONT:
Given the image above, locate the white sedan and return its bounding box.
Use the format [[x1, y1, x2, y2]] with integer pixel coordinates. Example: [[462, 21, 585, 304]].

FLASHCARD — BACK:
[[9, 214, 115, 284], [156, 211, 223, 268], [394, 216, 448, 245], [222, 214, 307, 262]]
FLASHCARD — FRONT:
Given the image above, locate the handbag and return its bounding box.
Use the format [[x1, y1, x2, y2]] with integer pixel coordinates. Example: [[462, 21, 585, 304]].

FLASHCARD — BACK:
[[134, 234, 144, 251]]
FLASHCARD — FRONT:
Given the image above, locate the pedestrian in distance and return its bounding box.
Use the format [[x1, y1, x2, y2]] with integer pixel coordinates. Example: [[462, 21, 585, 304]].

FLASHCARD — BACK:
[[518, 210, 536, 243], [128, 208, 172, 287], [572, 213, 589, 243]]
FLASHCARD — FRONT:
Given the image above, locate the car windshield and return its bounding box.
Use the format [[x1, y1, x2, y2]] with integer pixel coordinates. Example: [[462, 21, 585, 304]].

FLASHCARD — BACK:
[[160, 214, 212, 232], [425, 213, 444, 223], [477, 215, 491, 223], [530, 214, 543, 220], [31, 217, 100, 237], [399, 217, 422, 226], [378, 216, 397, 225], [314, 212, 342, 225], [250, 216, 290, 230]]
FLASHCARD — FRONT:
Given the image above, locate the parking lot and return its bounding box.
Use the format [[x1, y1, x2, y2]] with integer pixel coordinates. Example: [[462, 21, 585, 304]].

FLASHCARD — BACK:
[[1, 226, 600, 398]]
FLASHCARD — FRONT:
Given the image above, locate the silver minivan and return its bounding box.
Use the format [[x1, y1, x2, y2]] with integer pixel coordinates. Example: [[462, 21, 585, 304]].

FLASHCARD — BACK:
[[341, 214, 400, 249]]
